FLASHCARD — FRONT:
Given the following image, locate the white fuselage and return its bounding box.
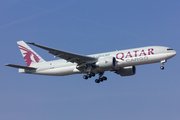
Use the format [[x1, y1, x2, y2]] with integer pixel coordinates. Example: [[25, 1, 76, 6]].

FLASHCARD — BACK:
[[19, 46, 176, 76]]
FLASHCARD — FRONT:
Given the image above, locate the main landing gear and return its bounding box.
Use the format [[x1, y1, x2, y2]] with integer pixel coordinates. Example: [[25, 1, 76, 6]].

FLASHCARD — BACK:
[[160, 60, 167, 70], [83, 72, 107, 84], [95, 76, 107, 83], [95, 72, 107, 83], [83, 73, 95, 79]]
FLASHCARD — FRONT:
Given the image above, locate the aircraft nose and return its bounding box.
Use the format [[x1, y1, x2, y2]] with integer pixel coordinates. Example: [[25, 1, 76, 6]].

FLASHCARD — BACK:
[[167, 50, 177, 58], [170, 50, 177, 57], [173, 50, 177, 56]]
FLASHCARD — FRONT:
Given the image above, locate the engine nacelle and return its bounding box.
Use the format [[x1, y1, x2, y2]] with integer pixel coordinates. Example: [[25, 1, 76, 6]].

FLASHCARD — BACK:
[[96, 56, 116, 69], [116, 66, 136, 76]]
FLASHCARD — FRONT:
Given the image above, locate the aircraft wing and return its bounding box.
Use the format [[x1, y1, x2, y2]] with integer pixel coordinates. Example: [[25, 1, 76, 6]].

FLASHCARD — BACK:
[[27, 42, 97, 64]]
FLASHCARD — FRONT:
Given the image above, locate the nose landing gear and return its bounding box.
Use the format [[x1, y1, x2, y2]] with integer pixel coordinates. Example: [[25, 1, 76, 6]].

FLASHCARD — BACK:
[[160, 60, 167, 70], [160, 66, 164, 70]]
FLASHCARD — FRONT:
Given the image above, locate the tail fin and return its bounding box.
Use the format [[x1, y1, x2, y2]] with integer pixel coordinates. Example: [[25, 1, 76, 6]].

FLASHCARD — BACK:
[[17, 41, 46, 66]]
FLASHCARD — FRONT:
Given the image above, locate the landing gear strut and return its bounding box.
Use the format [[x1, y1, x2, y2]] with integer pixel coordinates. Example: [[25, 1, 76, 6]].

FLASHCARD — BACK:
[[160, 60, 166, 70]]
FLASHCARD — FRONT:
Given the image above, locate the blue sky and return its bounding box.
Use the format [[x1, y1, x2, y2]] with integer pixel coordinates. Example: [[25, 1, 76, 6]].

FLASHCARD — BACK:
[[1, 0, 180, 120]]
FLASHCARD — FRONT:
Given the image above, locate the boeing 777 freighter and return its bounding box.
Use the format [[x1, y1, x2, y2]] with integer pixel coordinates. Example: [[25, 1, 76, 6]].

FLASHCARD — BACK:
[[5, 41, 177, 83]]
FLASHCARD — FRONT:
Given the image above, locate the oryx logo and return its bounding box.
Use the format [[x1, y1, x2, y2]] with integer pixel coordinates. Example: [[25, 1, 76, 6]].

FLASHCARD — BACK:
[[18, 44, 40, 66]]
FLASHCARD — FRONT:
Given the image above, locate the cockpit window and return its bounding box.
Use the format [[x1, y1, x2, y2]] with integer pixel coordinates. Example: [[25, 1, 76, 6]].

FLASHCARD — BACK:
[[167, 48, 173, 50]]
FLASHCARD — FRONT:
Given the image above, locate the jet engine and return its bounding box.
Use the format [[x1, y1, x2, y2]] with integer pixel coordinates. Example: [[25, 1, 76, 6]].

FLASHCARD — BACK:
[[115, 66, 136, 76], [95, 56, 116, 69]]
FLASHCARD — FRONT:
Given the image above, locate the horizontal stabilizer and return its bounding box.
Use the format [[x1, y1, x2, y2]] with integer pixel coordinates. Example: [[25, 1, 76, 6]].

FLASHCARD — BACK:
[[5, 64, 37, 70]]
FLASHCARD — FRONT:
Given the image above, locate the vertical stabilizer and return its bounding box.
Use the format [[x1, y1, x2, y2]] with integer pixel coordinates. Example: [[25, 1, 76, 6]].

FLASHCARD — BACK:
[[17, 41, 46, 66]]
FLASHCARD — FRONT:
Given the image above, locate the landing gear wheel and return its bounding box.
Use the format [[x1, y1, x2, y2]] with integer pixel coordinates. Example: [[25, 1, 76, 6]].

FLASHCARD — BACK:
[[95, 79, 100, 83], [99, 78, 103, 82], [83, 75, 88, 79], [91, 73, 95, 77], [87, 74, 92, 78], [102, 76, 107, 81], [160, 66, 164, 70]]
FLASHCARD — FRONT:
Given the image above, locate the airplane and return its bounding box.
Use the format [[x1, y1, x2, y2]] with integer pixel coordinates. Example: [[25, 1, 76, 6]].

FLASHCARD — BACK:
[[5, 41, 177, 83]]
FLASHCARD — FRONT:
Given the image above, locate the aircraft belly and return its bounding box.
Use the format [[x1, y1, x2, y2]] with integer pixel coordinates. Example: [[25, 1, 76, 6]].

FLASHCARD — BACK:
[[36, 66, 78, 76]]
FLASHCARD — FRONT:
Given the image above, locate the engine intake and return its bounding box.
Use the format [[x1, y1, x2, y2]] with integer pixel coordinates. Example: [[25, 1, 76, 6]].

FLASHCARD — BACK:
[[96, 57, 116, 69], [116, 66, 136, 76]]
